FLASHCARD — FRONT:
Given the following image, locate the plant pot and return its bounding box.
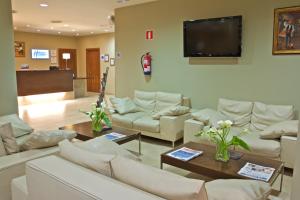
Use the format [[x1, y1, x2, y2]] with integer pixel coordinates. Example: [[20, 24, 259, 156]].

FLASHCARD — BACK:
[[215, 142, 230, 162]]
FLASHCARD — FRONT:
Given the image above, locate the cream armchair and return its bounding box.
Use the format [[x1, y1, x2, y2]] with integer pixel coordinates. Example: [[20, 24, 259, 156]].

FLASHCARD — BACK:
[[110, 90, 192, 147]]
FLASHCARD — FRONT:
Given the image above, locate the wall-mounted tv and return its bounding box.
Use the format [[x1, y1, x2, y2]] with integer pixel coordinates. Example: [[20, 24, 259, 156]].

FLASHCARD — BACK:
[[184, 16, 242, 57], [31, 49, 50, 59]]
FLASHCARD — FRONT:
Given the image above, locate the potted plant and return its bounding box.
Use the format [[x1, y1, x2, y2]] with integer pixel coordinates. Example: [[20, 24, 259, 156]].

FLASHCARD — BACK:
[[81, 102, 111, 132], [196, 120, 250, 162]]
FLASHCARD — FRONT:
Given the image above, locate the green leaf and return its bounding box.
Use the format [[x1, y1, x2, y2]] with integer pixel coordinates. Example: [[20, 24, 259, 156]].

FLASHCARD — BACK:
[[231, 136, 250, 151]]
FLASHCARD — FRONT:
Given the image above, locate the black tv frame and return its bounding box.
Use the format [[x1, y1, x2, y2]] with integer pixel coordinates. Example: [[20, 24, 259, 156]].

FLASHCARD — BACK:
[[183, 15, 242, 57]]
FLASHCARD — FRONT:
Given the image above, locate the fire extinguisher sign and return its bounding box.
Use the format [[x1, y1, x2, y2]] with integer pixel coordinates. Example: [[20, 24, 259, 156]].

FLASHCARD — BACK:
[[146, 30, 153, 40]]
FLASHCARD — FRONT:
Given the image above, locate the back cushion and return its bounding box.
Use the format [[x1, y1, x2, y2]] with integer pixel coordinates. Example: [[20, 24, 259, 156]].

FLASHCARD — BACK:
[[133, 90, 156, 112], [250, 102, 294, 131], [155, 92, 182, 112], [0, 114, 33, 138], [217, 98, 253, 127], [111, 155, 208, 200]]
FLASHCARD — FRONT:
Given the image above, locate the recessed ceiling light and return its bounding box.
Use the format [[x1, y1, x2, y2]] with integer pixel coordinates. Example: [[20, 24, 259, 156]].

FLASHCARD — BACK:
[[39, 3, 49, 7], [50, 27, 54, 30], [58, 32, 61, 34], [76, 33, 80, 36], [37, 29, 41, 32], [71, 29, 76, 32], [63, 24, 69, 27], [26, 24, 30, 27], [90, 32, 94, 34], [104, 29, 109, 32]]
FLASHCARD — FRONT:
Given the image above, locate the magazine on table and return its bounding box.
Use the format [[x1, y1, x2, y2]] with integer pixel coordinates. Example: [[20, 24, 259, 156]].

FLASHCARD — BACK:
[[167, 147, 203, 161], [104, 132, 126, 141], [238, 162, 275, 182]]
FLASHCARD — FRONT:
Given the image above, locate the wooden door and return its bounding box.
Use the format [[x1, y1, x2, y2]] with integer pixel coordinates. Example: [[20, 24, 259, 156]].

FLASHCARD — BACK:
[[86, 48, 100, 93], [58, 48, 77, 77]]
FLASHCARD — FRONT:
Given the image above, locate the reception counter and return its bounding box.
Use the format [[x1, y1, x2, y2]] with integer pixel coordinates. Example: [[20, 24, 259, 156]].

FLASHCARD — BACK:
[[16, 70, 74, 96]]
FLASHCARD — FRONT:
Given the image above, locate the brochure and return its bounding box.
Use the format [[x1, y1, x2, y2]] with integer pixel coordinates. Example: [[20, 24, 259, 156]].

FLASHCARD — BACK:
[[105, 132, 126, 141], [238, 162, 275, 182], [167, 147, 203, 161]]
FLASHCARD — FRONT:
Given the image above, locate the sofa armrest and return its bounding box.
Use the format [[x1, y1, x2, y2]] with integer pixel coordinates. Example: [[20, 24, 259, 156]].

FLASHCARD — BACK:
[[160, 113, 191, 142], [184, 119, 205, 143], [281, 136, 297, 168]]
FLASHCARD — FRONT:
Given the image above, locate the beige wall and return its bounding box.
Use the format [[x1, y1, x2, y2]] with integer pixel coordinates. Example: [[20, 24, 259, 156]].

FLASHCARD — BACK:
[[14, 31, 78, 70], [0, 0, 18, 115], [77, 33, 115, 94], [115, 0, 300, 114]]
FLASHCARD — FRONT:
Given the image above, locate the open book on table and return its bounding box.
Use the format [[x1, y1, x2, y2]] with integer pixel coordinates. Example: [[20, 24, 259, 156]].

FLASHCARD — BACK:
[[167, 147, 203, 161], [238, 162, 275, 182]]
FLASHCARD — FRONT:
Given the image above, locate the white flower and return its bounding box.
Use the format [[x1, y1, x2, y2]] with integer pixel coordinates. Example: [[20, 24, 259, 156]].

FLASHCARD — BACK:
[[218, 120, 233, 128], [224, 120, 233, 127]]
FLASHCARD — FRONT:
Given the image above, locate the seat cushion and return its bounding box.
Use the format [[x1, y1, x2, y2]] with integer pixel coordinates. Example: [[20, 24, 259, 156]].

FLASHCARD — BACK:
[[217, 98, 253, 128], [59, 140, 115, 177], [133, 90, 156, 112], [0, 114, 33, 138], [155, 92, 182, 112], [133, 116, 160, 133], [260, 120, 298, 139], [238, 129, 281, 158], [250, 102, 294, 131], [206, 179, 271, 200], [111, 155, 208, 200], [112, 112, 147, 129]]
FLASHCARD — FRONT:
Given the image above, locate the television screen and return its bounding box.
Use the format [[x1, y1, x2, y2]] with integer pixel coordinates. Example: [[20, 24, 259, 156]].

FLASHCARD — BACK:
[[31, 49, 50, 59], [184, 16, 242, 57]]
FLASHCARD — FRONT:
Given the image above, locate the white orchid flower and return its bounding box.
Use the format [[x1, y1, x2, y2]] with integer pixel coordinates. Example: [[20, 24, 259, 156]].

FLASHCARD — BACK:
[[224, 120, 233, 127]]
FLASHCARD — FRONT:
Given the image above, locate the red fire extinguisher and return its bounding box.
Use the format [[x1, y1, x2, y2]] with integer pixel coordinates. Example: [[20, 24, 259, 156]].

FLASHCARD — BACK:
[[141, 52, 152, 75]]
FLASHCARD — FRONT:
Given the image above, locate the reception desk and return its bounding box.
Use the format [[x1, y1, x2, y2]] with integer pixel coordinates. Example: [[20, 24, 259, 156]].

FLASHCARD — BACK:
[[16, 70, 74, 96]]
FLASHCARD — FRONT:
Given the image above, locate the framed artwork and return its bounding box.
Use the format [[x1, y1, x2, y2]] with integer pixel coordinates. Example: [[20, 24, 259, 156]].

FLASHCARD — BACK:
[[110, 58, 115, 66], [104, 54, 109, 62], [14, 41, 25, 57], [273, 6, 300, 55]]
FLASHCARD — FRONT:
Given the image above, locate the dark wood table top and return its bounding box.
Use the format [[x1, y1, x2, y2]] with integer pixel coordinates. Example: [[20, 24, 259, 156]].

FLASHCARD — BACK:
[[60, 121, 141, 144], [161, 142, 283, 184]]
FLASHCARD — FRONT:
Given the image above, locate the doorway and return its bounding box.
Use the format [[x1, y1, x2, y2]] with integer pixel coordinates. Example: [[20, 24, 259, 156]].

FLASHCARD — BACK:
[[86, 48, 100, 93], [58, 48, 77, 77]]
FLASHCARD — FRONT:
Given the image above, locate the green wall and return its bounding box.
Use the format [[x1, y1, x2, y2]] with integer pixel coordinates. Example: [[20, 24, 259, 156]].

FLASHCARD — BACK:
[[0, 0, 18, 115], [115, 0, 300, 114]]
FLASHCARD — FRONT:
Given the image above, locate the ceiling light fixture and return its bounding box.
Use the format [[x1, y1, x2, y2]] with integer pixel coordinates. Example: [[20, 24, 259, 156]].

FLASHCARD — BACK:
[[63, 24, 69, 27], [76, 33, 80, 36], [90, 32, 94, 34], [50, 27, 54, 30], [37, 29, 41, 32], [71, 29, 76, 32], [58, 32, 61, 34], [26, 24, 31, 27], [104, 29, 109, 32], [39, 3, 49, 7]]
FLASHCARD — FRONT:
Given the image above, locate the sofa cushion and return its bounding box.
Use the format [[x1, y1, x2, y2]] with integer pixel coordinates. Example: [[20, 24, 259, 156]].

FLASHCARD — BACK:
[[75, 137, 139, 161], [152, 106, 190, 120], [238, 129, 281, 158], [134, 90, 156, 112], [112, 112, 147, 129], [192, 108, 232, 127], [217, 98, 253, 128], [155, 92, 182, 112], [0, 136, 7, 156], [206, 179, 271, 200], [59, 140, 115, 177], [20, 130, 77, 150], [133, 116, 160, 133], [260, 120, 298, 139], [0, 114, 33, 138], [111, 155, 208, 200], [110, 97, 140, 114], [0, 123, 20, 154], [250, 102, 294, 131]]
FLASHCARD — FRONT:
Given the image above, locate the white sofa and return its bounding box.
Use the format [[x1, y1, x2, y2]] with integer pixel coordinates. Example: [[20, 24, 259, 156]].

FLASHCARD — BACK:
[[110, 90, 192, 147], [11, 138, 271, 200], [184, 98, 297, 168]]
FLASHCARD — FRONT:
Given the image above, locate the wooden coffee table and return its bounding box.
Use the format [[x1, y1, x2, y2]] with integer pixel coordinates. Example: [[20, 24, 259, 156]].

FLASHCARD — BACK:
[[60, 121, 142, 155], [161, 142, 284, 191]]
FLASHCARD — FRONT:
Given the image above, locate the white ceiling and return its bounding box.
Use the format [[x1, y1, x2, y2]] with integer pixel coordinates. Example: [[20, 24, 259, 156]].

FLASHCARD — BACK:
[[12, 0, 156, 36]]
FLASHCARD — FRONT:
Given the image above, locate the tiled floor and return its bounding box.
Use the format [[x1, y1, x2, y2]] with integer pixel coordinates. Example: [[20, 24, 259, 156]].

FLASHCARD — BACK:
[[19, 95, 292, 200]]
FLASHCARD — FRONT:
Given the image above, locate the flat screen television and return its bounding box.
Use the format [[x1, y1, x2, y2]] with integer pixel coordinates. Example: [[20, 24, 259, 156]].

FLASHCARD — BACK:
[[31, 49, 50, 59], [184, 16, 242, 57]]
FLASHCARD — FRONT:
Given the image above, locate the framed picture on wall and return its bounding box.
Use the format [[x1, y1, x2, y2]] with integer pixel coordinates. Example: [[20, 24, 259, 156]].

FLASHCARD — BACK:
[[104, 54, 109, 62], [110, 58, 115, 66], [273, 6, 300, 55], [14, 41, 25, 57]]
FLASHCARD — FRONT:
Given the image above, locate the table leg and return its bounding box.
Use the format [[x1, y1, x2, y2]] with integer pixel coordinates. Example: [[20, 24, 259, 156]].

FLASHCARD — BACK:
[[160, 161, 163, 169], [279, 166, 284, 192]]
